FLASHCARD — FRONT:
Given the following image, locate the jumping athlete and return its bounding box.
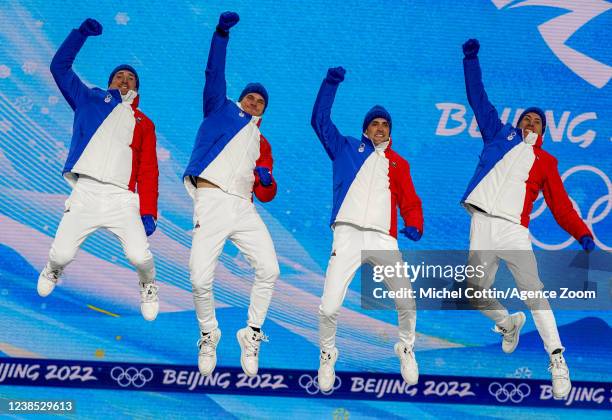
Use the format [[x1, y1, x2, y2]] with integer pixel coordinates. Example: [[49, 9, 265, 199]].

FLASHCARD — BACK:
[[461, 38, 595, 399], [183, 12, 280, 378], [311, 66, 424, 392], [38, 18, 160, 321]]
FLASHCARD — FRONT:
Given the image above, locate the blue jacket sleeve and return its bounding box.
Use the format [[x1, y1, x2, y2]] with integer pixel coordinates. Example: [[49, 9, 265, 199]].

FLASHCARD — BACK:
[[49, 29, 92, 111], [203, 30, 229, 117], [310, 79, 347, 160], [463, 57, 503, 142]]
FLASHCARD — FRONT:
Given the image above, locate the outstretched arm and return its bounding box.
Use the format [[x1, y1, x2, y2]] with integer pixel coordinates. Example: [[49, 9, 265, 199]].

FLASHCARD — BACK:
[[203, 12, 240, 117], [49, 18, 102, 110], [310, 67, 348, 160], [462, 39, 503, 142]]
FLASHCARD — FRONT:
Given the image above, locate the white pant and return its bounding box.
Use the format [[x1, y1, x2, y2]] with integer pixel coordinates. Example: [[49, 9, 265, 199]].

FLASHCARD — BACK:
[[468, 210, 563, 354], [190, 188, 279, 333], [48, 175, 155, 284], [319, 223, 417, 351]]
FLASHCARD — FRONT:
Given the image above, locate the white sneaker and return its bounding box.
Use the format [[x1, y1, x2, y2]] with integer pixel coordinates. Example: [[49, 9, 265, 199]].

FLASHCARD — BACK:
[[494, 312, 526, 353], [139, 282, 159, 321], [317, 348, 338, 392], [197, 329, 222, 376], [549, 351, 571, 399], [37, 264, 62, 297], [236, 327, 268, 377], [394, 342, 419, 385]]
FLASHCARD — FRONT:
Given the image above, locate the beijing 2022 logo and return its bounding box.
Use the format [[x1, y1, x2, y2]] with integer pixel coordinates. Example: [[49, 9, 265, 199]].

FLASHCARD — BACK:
[[492, 0, 612, 88]]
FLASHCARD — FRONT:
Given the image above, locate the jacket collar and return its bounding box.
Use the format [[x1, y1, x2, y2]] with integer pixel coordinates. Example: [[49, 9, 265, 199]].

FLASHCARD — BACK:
[[519, 129, 543, 148], [108, 89, 140, 109], [362, 134, 392, 151]]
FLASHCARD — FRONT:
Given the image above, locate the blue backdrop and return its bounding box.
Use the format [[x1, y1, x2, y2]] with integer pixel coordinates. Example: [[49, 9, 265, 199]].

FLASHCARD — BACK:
[[0, 0, 610, 417]]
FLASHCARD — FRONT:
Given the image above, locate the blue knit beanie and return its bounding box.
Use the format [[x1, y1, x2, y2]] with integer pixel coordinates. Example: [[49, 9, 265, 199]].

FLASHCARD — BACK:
[[363, 105, 392, 133], [108, 64, 139, 90], [238, 83, 268, 110]]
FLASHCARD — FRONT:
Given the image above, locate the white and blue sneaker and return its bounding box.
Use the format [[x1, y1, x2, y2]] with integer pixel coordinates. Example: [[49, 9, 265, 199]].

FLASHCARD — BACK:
[[139, 281, 159, 321], [494, 312, 526, 354], [394, 343, 419, 385], [37, 263, 62, 297], [317, 347, 338, 392], [198, 329, 222, 376], [236, 327, 268, 377], [549, 351, 571, 399]]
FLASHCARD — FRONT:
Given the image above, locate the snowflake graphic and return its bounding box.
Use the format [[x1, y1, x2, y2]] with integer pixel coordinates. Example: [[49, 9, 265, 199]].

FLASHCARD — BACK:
[[115, 12, 130, 25], [41, 107, 49, 115], [14, 96, 34, 113], [0, 65, 11, 78], [513, 366, 533, 379], [22, 61, 38, 75], [48, 95, 59, 105]]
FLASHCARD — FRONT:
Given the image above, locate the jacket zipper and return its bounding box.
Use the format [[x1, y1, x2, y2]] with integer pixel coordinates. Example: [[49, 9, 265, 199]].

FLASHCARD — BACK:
[[227, 122, 256, 193], [361, 151, 379, 226], [489, 143, 529, 215]]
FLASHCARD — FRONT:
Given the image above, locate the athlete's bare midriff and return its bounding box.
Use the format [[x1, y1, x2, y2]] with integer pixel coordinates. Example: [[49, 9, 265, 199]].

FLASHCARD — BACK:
[[196, 177, 220, 189]]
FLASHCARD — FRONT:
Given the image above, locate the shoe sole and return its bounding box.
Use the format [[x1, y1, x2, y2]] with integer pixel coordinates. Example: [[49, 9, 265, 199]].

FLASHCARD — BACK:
[[236, 330, 257, 377], [141, 302, 159, 321], [37, 278, 55, 297], [503, 312, 526, 354], [318, 373, 334, 393], [198, 331, 221, 376], [553, 381, 572, 400]]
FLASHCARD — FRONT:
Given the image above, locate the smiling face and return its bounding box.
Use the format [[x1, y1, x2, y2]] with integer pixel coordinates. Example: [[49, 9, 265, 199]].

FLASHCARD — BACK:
[[519, 112, 543, 136], [109, 70, 137, 95], [240, 93, 266, 117], [365, 118, 390, 145]]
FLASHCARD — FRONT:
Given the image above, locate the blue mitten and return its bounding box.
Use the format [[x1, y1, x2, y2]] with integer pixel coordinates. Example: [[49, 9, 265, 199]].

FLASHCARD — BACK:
[[217, 12, 240, 33], [79, 18, 103, 37], [462, 38, 480, 59], [579, 235, 595, 253], [141, 215, 157, 237], [255, 167, 273, 187], [400, 226, 422, 242], [325, 67, 346, 84]]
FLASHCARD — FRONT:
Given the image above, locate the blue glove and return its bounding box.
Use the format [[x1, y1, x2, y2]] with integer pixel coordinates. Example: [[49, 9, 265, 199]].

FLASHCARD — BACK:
[[462, 38, 480, 59], [400, 226, 422, 242], [141, 215, 157, 237], [79, 18, 103, 37], [325, 66, 346, 84], [255, 167, 273, 187], [579, 235, 595, 253], [217, 11, 240, 33]]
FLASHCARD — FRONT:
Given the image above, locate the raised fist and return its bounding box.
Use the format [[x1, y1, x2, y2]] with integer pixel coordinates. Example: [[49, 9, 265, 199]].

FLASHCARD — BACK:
[[325, 66, 346, 84], [462, 39, 480, 59], [217, 12, 240, 32], [79, 18, 103, 37]]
